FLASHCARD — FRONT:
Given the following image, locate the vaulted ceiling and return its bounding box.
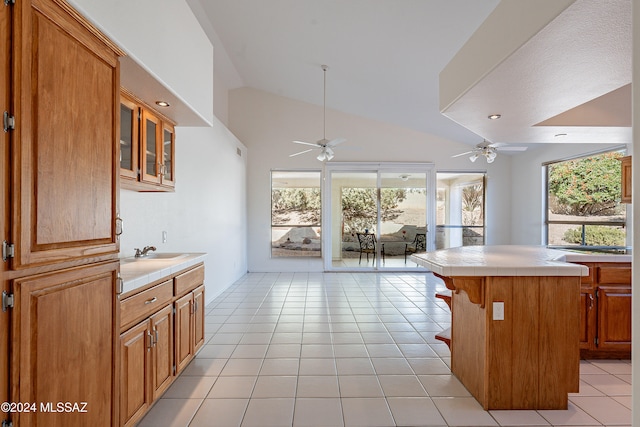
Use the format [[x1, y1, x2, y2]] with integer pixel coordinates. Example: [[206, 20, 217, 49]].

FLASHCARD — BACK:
[[189, 0, 631, 147]]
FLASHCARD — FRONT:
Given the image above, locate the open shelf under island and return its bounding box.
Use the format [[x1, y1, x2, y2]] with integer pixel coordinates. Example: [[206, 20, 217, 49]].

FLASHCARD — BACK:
[[412, 246, 591, 411]]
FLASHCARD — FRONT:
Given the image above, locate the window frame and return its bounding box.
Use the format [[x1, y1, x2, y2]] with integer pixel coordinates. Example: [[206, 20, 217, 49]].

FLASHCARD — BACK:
[[435, 171, 487, 250], [543, 147, 628, 252], [270, 169, 323, 258]]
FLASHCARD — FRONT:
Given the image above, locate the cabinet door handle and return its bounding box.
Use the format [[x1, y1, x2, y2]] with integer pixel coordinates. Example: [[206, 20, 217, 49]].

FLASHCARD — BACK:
[[147, 331, 153, 350], [588, 294, 594, 309], [145, 297, 158, 305]]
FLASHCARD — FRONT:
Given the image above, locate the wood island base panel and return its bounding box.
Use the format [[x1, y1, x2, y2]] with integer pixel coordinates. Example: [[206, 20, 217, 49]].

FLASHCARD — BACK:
[[436, 273, 580, 410], [412, 246, 589, 411]]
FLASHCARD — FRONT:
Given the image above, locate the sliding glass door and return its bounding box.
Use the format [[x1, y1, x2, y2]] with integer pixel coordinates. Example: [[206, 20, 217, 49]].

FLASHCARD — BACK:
[[324, 163, 435, 271]]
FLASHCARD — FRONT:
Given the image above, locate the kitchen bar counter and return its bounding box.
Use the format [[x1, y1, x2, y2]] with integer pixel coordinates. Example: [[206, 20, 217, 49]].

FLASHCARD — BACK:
[[412, 245, 585, 410], [411, 245, 590, 277], [119, 253, 207, 295]]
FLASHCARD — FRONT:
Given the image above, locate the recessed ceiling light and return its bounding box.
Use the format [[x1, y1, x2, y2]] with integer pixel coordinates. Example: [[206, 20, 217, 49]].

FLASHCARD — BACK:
[[155, 101, 170, 107], [488, 114, 501, 120]]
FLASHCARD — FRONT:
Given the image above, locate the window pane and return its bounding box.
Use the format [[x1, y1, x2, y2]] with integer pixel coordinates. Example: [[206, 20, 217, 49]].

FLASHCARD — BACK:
[[436, 173, 485, 249], [546, 150, 626, 249], [271, 171, 321, 257]]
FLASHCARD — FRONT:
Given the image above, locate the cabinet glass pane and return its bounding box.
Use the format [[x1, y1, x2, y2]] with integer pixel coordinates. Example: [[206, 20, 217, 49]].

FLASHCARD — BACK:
[[163, 128, 173, 181], [146, 119, 157, 176], [120, 104, 133, 171]]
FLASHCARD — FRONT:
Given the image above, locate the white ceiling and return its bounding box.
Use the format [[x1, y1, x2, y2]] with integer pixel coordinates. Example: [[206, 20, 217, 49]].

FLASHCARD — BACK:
[[189, 0, 631, 147], [190, 0, 500, 145]]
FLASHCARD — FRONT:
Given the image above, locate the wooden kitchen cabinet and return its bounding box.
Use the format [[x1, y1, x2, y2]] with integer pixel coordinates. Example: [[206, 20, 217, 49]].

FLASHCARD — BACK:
[[150, 304, 175, 400], [119, 263, 204, 425], [120, 89, 176, 191], [120, 94, 140, 181], [175, 292, 194, 373], [175, 284, 205, 374], [596, 285, 632, 351], [1, 0, 11, 410], [120, 320, 151, 427], [620, 155, 631, 203], [11, 261, 119, 427], [9, 0, 123, 269], [2, 1, 123, 426], [119, 304, 174, 427], [576, 262, 631, 358]]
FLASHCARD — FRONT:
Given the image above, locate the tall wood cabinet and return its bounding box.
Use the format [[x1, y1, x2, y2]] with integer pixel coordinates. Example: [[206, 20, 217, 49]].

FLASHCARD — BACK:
[[2, 0, 124, 426], [1, 0, 12, 410]]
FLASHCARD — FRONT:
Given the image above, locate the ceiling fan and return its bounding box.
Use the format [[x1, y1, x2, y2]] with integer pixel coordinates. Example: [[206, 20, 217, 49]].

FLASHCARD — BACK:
[[290, 65, 346, 161], [452, 140, 527, 163]]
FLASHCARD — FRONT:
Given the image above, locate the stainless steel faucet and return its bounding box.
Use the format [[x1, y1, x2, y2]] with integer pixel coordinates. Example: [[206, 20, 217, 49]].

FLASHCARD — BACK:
[[134, 246, 157, 257]]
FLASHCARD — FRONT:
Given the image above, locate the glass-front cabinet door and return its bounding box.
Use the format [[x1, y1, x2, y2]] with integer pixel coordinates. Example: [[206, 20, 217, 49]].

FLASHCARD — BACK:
[[119, 89, 177, 191], [119, 95, 139, 182], [161, 122, 175, 188], [141, 109, 161, 184]]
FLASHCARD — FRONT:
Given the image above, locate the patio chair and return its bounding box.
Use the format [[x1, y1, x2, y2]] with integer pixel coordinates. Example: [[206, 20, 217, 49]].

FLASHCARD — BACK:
[[405, 233, 426, 262], [356, 232, 384, 264]]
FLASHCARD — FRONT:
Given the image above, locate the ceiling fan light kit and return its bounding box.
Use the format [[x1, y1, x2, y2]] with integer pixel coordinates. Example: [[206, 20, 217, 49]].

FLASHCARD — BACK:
[[289, 65, 347, 161]]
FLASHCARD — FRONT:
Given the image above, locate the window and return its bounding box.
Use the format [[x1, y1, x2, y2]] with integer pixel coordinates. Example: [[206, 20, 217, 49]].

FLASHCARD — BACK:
[[544, 150, 627, 251], [271, 170, 322, 257], [436, 172, 485, 249]]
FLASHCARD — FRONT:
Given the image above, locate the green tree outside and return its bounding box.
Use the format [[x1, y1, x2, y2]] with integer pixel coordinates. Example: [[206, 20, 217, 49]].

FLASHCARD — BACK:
[[548, 151, 623, 216]]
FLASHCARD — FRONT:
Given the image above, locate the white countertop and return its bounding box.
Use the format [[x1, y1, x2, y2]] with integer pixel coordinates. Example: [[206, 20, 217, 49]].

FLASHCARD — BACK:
[[119, 253, 207, 295], [411, 245, 591, 277]]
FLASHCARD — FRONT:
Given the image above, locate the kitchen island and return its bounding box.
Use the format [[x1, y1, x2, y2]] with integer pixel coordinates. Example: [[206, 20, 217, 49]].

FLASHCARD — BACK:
[[412, 246, 589, 410]]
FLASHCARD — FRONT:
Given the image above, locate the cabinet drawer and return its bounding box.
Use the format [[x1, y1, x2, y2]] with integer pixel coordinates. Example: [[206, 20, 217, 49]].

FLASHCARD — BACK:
[[174, 265, 204, 296], [121, 280, 173, 329], [597, 265, 631, 285]]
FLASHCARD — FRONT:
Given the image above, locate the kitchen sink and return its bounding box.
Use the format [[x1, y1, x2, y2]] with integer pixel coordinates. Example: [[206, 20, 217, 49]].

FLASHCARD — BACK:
[[140, 253, 190, 260]]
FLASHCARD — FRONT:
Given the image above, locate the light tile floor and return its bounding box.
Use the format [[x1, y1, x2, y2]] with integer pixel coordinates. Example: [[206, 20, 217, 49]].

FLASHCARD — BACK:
[[139, 272, 632, 427]]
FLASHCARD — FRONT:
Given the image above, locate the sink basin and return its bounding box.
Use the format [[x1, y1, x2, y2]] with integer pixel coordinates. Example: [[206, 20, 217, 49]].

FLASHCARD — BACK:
[[140, 253, 189, 260], [121, 253, 190, 262]]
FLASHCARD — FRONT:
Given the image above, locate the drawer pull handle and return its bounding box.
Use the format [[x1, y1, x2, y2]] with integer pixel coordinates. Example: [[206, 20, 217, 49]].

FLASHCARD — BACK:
[[145, 297, 158, 305]]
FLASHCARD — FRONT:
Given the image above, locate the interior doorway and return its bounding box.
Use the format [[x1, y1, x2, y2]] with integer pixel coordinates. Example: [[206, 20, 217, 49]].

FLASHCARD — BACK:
[[323, 163, 435, 271]]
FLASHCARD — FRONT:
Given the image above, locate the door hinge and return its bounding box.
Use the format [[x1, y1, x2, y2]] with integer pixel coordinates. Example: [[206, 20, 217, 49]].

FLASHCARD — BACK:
[[595, 337, 599, 346], [2, 241, 14, 262], [3, 112, 15, 132], [173, 365, 176, 375], [2, 291, 14, 312], [4, 0, 15, 7], [2, 418, 14, 427]]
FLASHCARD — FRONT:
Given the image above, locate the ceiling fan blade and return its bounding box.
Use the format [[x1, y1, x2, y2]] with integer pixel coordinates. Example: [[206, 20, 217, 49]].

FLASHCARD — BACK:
[[496, 146, 528, 152], [289, 149, 314, 157], [451, 151, 474, 158], [326, 137, 346, 148], [293, 140, 320, 147]]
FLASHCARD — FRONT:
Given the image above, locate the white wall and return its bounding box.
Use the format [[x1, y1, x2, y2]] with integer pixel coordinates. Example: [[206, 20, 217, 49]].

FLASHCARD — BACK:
[[67, 0, 247, 303], [228, 87, 512, 272], [119, 121, 248, 303], [68, 0, 213, 124], [510, 143, 631, 245]]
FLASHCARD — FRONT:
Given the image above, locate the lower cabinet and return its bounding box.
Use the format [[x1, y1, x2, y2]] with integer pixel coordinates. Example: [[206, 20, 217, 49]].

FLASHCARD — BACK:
[[11, 261, 119, 427], [175, 285, 206, 374], [577, 262, 631, 358], [119, 264, 204, 427]]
